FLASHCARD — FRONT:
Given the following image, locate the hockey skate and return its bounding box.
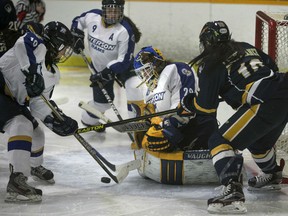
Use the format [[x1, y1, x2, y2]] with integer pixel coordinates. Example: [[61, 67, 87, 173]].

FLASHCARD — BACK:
[[248, 159, 284, 191], [31, 165, 55, 184], [5, 172, 42, 203], [207, 180, 247, 214]]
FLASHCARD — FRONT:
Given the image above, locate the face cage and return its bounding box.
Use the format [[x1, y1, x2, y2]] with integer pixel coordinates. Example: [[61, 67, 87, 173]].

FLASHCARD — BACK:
[[135, 62, 159, 92], [102, 5, 124, 25], [56, 46, 73, 63]]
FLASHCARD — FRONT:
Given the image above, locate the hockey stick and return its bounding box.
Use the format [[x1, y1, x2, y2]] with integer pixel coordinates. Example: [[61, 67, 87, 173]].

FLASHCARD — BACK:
[[78, 101, 150, 132], [76, 107, 178, 134], [80, 51, 135, 142], [40, 95, 140, 183]]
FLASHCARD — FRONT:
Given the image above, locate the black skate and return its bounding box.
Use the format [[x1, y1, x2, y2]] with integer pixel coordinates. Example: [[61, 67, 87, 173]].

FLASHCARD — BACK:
[[248, 159, 284, 191], [207, 180, 247, 214], [5, 172, 42, 203], [31, 165, 55, 184]]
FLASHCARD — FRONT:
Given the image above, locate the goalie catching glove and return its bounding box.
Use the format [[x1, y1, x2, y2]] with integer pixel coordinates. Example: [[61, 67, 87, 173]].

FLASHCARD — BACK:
[[43, 100, 78, 136]]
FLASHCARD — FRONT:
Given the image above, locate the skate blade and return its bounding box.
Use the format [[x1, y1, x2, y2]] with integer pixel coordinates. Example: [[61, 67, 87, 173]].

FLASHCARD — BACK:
[[247, 184, 281, 191], [5, 192, 42, 203], [208, 201, 247, 214], [32, 176, 55, 184]]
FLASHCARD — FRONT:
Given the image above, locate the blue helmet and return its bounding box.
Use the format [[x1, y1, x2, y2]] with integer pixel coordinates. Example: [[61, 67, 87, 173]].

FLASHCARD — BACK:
[[134, 46, 166, 91]]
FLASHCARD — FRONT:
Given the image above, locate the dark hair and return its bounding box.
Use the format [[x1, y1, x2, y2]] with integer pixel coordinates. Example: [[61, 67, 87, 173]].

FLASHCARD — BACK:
[[189, 40, 245, 71], [123, 15, 141, 43]]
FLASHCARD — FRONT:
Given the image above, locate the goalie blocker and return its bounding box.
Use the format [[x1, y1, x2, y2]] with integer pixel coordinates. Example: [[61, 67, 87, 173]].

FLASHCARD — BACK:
[[134, 149, 220, 185]]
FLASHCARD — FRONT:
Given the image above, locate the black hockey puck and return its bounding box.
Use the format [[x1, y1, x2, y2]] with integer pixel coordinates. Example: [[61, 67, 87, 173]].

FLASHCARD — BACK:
[[101, 177, 111, 183]]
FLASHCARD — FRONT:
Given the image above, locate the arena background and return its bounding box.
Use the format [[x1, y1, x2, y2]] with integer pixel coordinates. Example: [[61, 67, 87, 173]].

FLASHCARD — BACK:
[[12, 0, 288, 66]]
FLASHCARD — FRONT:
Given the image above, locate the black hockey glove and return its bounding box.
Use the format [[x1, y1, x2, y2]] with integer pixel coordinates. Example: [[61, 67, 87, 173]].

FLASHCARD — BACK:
[[90, 68, 114, 88], [22, 64, 45, 98], [71, 28, 85, 54], [43, 100, 78, 136]]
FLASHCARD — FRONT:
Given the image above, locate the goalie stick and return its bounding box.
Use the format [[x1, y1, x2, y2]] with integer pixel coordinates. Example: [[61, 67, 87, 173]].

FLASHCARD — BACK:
[[40, 95, 140, 183], [80, 51, 135, 142]]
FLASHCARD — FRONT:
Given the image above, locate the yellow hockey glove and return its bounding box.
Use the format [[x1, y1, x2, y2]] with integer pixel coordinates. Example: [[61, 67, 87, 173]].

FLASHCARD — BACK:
[[142, 124, 173, 152]]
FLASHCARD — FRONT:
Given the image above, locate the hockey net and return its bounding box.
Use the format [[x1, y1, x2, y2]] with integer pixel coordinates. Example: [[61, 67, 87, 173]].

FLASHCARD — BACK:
[[255, 11, 288, 180]]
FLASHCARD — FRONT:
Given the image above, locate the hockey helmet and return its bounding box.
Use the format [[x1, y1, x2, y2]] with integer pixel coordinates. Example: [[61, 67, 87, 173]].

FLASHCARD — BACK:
[[102, 0, 125, 25], [43, 21, 73, 63], [199, 21, 231, 51], [134, 46, 166, 91]]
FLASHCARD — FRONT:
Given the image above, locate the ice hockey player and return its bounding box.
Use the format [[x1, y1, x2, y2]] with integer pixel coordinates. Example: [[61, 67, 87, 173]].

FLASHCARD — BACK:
[[0, 0, 22, 57], [0, 21, 78, 203], [178, 20, 288, 214], [132, 46, 219, 184], [15, 0, 45, 28], [71, 0, 145, 130]]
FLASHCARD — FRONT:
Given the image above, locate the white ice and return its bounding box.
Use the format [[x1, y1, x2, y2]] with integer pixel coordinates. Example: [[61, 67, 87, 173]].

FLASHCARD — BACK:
[[0, 68, 288, 216]]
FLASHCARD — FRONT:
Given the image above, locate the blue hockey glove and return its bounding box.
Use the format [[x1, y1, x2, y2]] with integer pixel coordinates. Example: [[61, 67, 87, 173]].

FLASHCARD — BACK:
[[162, 116, 184, 146]]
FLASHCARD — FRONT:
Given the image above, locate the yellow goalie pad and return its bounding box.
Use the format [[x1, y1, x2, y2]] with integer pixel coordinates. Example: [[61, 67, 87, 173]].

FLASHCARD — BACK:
[[134, 149, 219, 185]]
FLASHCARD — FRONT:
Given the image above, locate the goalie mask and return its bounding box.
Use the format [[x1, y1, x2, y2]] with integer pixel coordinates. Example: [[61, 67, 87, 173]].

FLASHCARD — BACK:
[[102, 0, 125, 25], [43, 21, 73, 64], [134, 46, 166, 92], [199, 20, 231, 52]]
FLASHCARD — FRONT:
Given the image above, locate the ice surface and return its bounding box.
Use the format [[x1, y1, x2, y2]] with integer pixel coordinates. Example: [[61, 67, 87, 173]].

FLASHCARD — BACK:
[[0, 68, 288, 216]]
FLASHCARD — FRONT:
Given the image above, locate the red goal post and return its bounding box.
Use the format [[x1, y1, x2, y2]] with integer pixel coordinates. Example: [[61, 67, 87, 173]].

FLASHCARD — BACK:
[[255, 11, 288, 181], [255, 11, 288, 73]]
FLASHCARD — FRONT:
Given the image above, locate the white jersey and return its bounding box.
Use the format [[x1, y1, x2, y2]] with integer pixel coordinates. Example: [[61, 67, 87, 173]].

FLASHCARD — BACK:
[[145, 62, 198, 112], [71, 9, 135, 74], [0, 32, 60, 121]]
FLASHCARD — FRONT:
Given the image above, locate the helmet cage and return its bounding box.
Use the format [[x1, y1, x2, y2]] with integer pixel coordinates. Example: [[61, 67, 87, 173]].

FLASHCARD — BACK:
[[102, 4, 124, 25], [135, 62, 159, 92]]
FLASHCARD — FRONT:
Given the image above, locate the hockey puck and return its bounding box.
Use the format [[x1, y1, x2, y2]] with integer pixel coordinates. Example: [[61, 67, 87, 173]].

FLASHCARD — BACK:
[[101, 177, 111, 183]]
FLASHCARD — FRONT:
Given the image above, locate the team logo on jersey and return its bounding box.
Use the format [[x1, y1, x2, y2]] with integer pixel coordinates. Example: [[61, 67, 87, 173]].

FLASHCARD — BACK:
[[181, 68, 192, 76], [146, 91, 165, 104], [4, 4, 12, 13], [88, 35, 116, 52]]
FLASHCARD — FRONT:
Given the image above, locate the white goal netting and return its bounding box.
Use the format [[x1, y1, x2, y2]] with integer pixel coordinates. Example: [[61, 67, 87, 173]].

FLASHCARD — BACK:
[[255, 11, 288, 179]]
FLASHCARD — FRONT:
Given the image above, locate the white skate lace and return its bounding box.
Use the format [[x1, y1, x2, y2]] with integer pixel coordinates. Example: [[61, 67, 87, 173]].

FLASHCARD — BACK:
[[214, 184, 232, 196], [255, 173, 272, 183]]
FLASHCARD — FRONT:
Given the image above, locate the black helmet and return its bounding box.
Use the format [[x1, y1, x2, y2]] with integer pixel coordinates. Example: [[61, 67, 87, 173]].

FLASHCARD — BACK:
[[43, 21, 73, 63], [102, 0, 125, 25], [199, 21, 231, 51]]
